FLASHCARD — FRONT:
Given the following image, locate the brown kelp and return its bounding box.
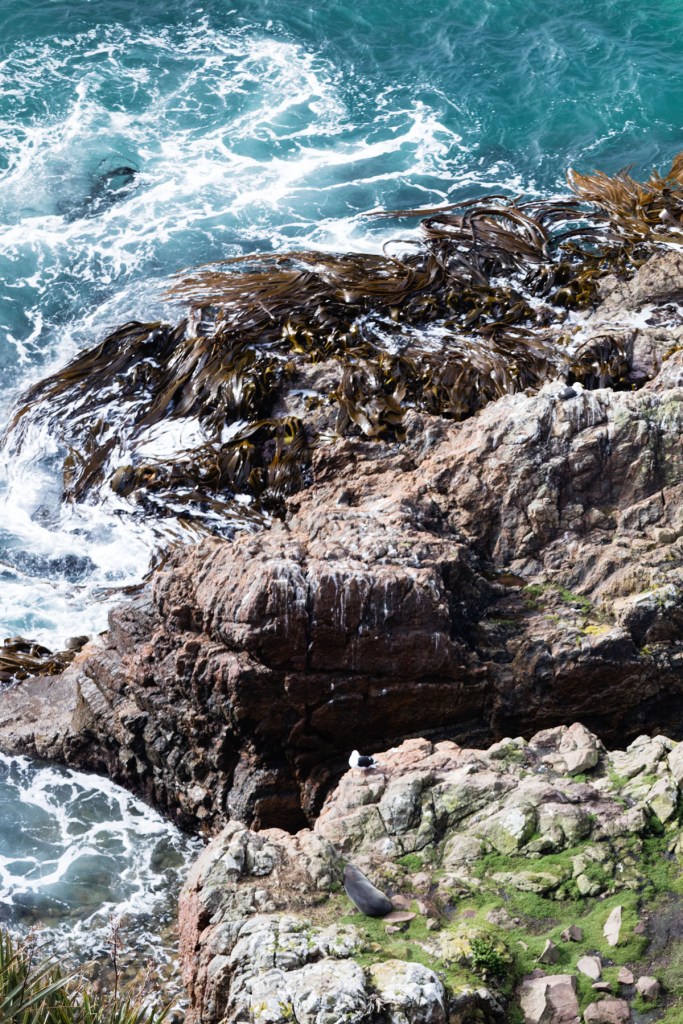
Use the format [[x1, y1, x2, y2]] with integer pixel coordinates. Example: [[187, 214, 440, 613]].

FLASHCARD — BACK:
[[0, 635, 86, 685], [569, 151, 683, 241], [6, 153, 683, 532]]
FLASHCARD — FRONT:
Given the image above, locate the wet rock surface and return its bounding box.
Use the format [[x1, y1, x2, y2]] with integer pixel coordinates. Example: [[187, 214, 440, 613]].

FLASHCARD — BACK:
[[2, 256, 683, 833]]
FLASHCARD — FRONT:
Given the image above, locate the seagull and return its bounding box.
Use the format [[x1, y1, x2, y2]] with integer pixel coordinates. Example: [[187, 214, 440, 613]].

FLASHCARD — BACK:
[[557, 381, 585, 400], [349, 749, 380, 770]]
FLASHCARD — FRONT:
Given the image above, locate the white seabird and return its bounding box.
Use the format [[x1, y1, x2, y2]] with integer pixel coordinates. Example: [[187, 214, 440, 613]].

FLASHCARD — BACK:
[[349, 749, 379, 770]]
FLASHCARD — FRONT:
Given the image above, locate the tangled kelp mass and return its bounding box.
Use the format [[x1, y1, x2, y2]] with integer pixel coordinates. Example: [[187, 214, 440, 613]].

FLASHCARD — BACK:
[[0, 636, 85, 685], [7, 156, 683, 533]]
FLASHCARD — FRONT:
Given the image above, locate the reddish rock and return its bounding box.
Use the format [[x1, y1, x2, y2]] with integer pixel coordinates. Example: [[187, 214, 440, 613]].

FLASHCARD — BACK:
[[583, 998, 630, 1023], [518, 973, 580, 1024], [390, 895, 411, 910], [383, 911, 416, 923], [635, 976, 661, 1000]]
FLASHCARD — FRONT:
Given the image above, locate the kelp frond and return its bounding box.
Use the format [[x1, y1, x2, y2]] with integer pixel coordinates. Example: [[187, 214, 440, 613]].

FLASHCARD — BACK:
[[0, 636, 86, 685], [568, 150, 683, 240]]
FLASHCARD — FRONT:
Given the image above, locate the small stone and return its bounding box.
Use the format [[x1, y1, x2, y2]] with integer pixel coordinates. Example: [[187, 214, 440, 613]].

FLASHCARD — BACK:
[[416, 900, 430, 915], [633, 921, 646, 935], [537, 939, 560, 965], [412, 872, 431, 888], [577, 955, 602, 981], [391, 895, 411, 910], [383, 911, 416, 923], [583, 997, 630, 1023], [592, 982, 612, 992], [385, 924, 403, 934], [603, 905, 622, 946], [518, 940, 529, 951], [617, 968, 634, 985], [635, 976, 661, 1000], [486, 907, 516, 929], [561, 925, 584, 942], [426, 918, 439, 931]]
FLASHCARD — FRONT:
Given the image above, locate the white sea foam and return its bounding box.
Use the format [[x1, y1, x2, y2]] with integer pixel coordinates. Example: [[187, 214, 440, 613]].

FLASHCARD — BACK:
[[0, 752, 201, 958]]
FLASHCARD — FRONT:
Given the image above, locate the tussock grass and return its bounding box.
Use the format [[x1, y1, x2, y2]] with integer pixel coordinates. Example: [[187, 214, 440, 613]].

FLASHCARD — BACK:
[[0, 929, 169, 1024]]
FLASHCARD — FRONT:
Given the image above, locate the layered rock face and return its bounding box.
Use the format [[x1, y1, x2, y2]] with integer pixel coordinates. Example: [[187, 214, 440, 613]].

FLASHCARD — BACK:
[[1, 255, 683, 832], [178, 725, 683, 1024]]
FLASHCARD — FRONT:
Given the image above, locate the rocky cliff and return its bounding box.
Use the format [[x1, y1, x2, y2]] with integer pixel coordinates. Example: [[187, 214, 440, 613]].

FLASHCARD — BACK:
[[1, 253, 682, 833], [178, 724, 683, 1024]]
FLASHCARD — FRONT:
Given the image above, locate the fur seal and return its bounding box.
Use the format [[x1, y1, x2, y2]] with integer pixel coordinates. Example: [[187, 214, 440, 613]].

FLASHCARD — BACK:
[[343, 864, 393, 918]]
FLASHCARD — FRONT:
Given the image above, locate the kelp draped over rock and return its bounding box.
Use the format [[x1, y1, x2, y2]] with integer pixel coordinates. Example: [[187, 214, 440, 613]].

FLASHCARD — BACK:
[[0, 636, 85, 685], [7, 154, 683, 530]]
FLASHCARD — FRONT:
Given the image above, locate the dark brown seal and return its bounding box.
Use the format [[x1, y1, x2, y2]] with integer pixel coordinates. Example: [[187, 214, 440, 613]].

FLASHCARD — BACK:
[[343, 864, 393, 917]]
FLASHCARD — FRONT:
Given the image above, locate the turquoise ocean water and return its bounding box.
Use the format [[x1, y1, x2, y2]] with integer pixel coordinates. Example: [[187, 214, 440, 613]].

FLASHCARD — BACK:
[[1, 0, 683, 956]]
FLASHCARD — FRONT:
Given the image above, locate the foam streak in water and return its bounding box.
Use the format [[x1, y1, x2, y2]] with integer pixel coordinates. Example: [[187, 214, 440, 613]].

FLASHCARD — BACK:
[[0, 752, 201, 959]]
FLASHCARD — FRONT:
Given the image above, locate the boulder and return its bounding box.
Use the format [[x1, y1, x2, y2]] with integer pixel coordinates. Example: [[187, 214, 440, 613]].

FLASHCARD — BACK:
[[668, 742, 683, 787], [255, 959, 369, 1024], [645, 777, 679, 823], [609, 736, 669, 782], [583, 998, 630, 1023], [561, 926, 583, 943], [368, 961, 447, 1024], [538, 940, 561, 965], [518, 973, 580, 1024], [577, 956, 602, 981], [558, 723, 601, 775], [635, 976, 661, 1000]]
